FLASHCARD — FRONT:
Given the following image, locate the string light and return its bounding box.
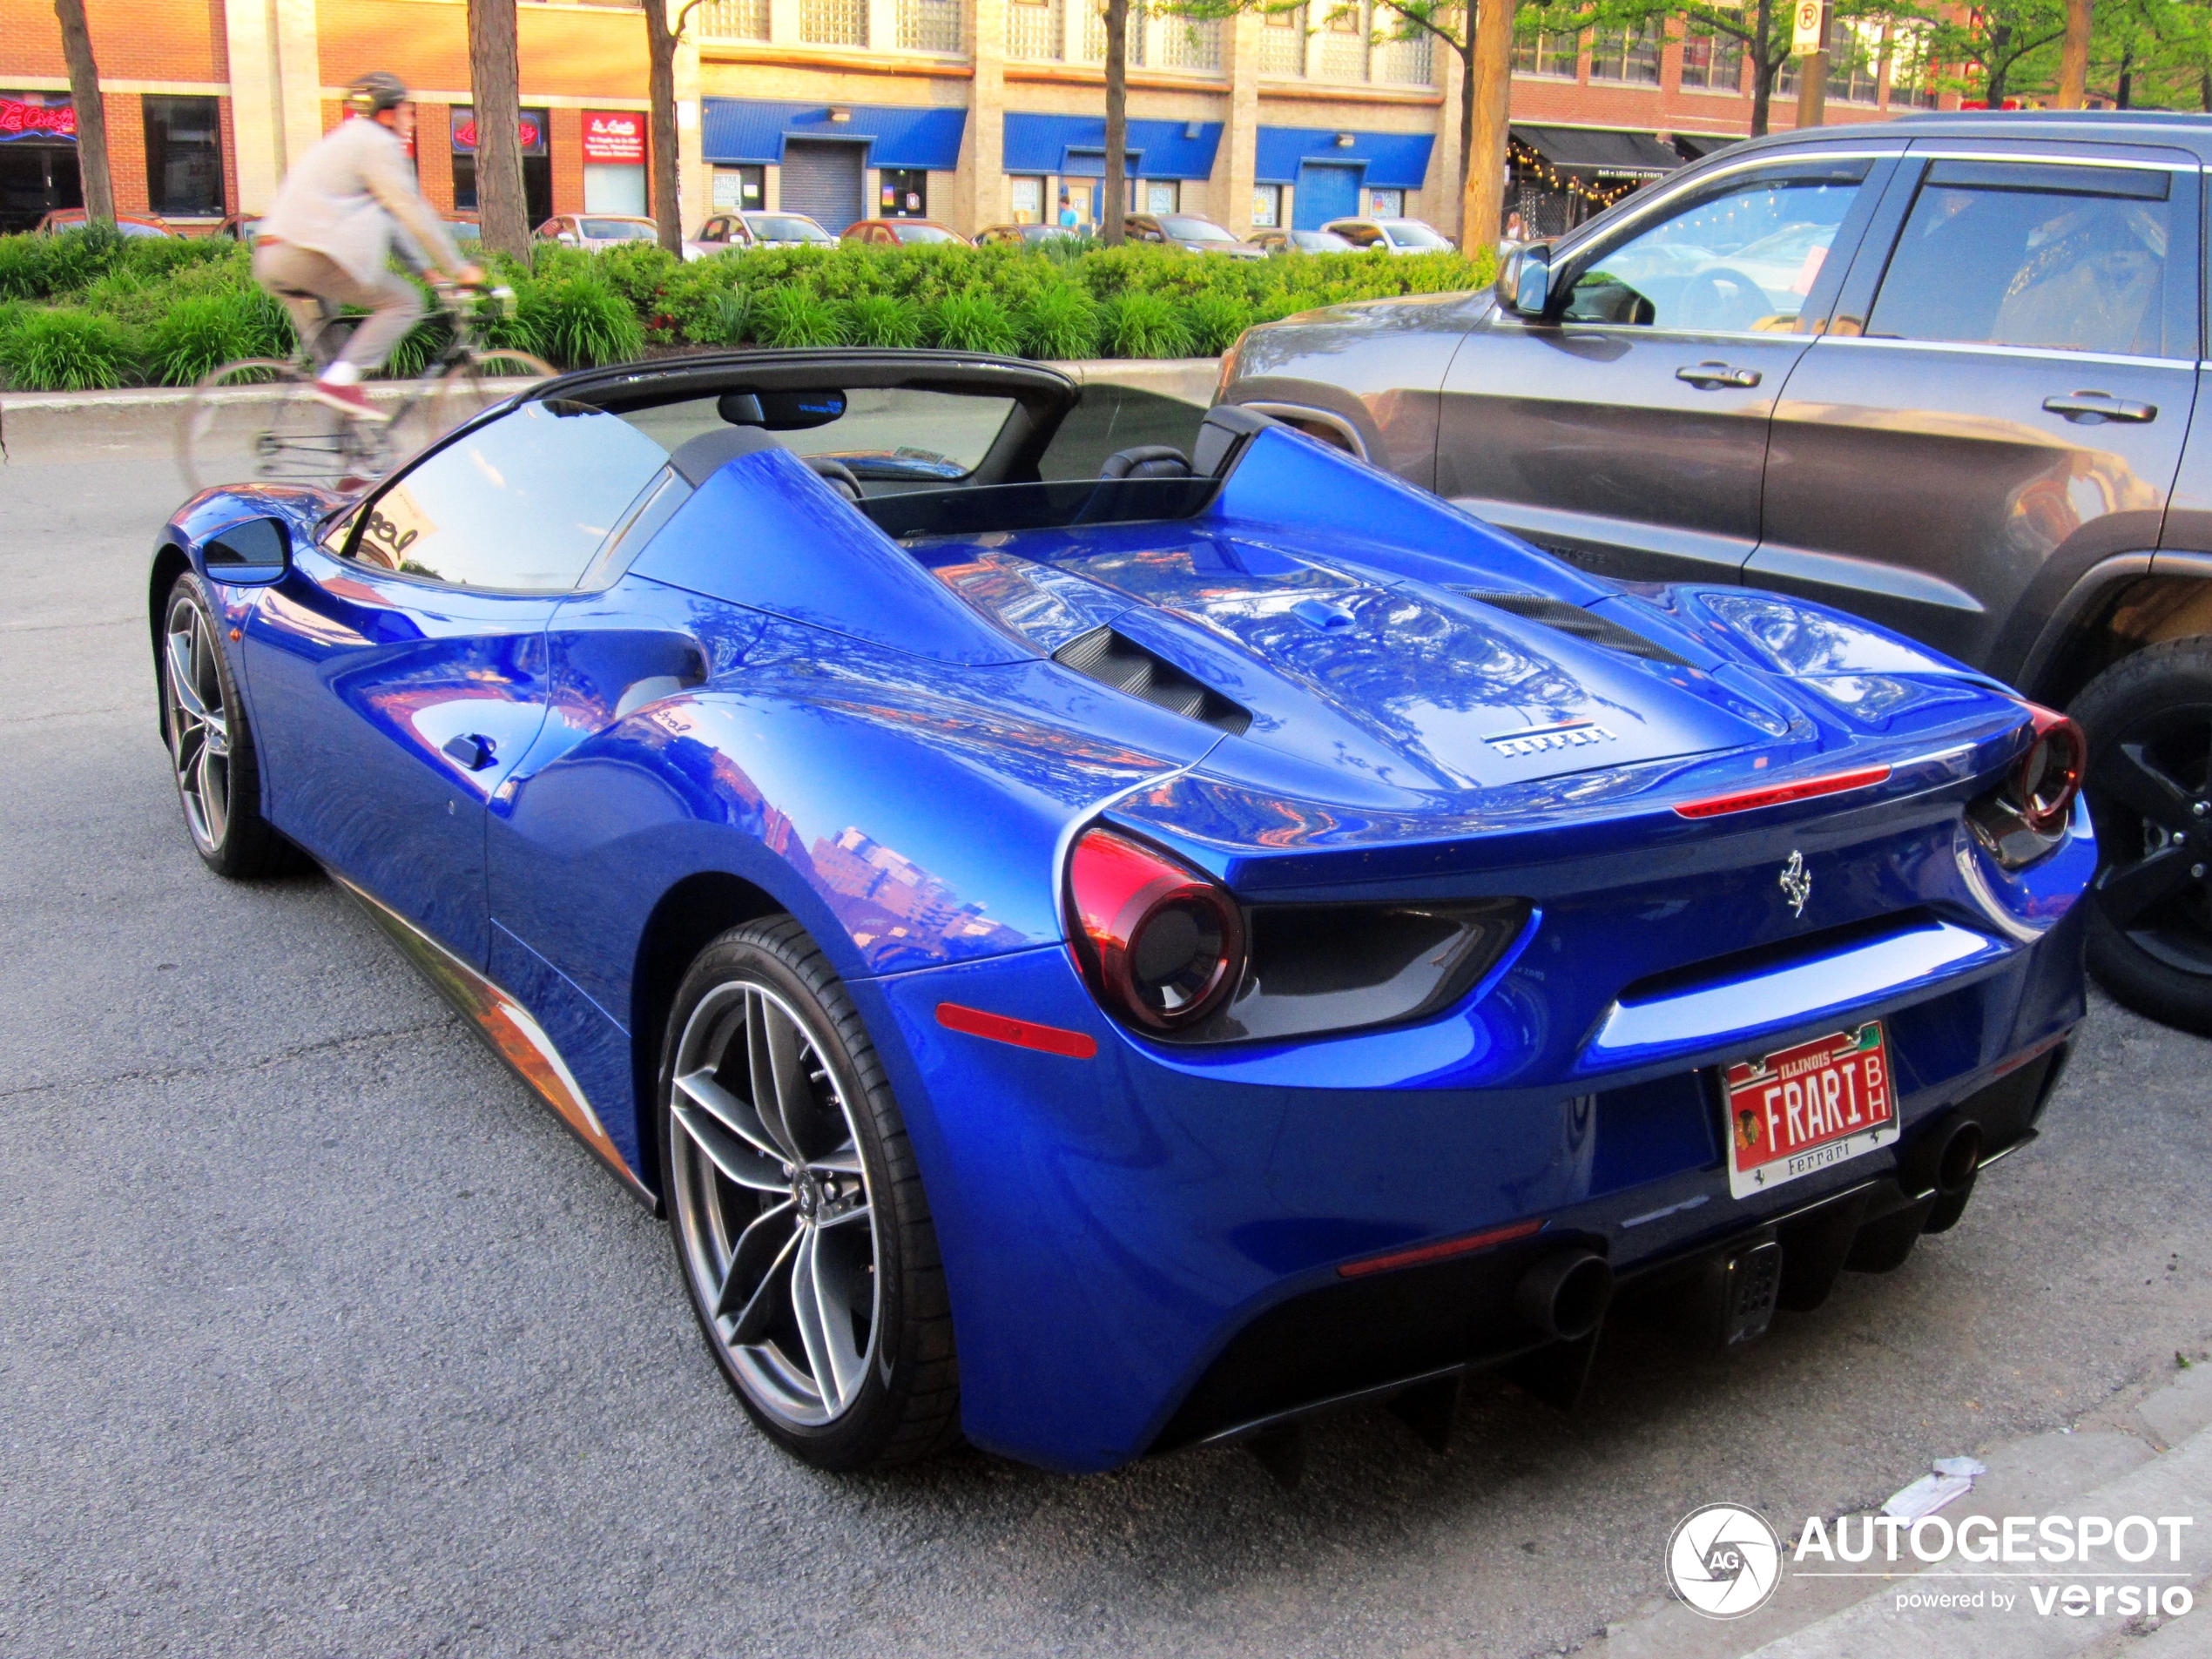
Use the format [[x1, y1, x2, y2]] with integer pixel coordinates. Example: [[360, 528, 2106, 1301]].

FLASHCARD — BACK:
[[1508, 137, 1650, 209]]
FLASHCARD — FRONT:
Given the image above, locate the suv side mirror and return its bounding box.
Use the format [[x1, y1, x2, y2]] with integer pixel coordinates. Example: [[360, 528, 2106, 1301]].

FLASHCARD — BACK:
[[200, 516, 291, 584], [1499, 241, 1554, 318]]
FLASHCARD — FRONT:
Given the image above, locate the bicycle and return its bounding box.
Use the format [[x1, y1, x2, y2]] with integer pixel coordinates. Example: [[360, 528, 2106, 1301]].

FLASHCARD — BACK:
[[178, 283, 556, 494]]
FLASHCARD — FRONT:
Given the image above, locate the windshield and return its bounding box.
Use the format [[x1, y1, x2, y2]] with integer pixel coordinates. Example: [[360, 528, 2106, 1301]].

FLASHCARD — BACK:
[[750, 215, 833, 243], [1158, 215, 1235, 243], [579, 218, 655, 240], [1301, 231, 1353, 250], [1328, 222, 1382, 247], [448, 220, 482, 243], [610, 387, 1022, 482], [1381, 219, 1449, 248], [891, 222, 961, 244]]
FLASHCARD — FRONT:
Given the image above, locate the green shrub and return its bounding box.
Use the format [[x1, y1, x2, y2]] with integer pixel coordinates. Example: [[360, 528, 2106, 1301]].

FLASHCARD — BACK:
[[924, 291, 1017, 354], [0, 307, 137, 389], [688, 287, 750, 347], [750, 286, 846, 347], [846, 292, 922, 348], [1097, 290, 1192, 359], [1181, 292, 1253, 356], [512, 273, 645, 368], [1015, 283, 1098, 361], [142, 293, 261, 384]]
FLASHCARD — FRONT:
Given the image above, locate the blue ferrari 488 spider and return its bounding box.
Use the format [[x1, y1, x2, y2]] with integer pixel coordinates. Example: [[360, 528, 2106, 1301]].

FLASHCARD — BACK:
[[152, 349, 2094, 1477]]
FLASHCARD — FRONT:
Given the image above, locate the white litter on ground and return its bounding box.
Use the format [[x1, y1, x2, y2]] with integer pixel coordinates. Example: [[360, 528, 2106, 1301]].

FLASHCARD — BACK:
[[1881, 1456, 1989, 1521]]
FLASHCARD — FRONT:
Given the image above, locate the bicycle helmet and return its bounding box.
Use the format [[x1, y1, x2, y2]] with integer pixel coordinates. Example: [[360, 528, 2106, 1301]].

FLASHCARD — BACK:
[[344, 71, 408, 116]]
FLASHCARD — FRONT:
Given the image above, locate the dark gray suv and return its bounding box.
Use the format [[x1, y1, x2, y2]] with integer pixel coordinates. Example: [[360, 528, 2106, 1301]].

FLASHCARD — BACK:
[[1217, 110, 2212, 1034]]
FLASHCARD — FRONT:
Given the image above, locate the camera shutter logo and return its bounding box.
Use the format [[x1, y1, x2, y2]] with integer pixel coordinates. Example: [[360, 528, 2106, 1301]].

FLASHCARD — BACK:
[[1668, 1504, 1783, 1619]]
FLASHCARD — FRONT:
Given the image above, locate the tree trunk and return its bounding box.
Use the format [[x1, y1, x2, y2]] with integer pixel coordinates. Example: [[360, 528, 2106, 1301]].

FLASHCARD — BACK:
[[647, 0, 683, 254], [1461, 0, 1511, 253], [469, 0, 530, 260], [1101, 0, 1129, 245], [2116, 47, 2132, 109], [2056, 0, 2091, 107], [1750, 0, 1774, 137], [1457, 35, 1475, 192], [51, 0, 113, 226]]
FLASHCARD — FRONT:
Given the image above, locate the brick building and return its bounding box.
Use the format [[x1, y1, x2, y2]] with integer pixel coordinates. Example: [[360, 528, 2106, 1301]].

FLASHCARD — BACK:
[[0, 0, 1952, 239]]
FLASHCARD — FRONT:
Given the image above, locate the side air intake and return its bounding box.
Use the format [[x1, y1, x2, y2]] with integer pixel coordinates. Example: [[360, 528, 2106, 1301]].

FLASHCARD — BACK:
[[1054, 626, 1253, 737], [1453, 588, 1689, 667]]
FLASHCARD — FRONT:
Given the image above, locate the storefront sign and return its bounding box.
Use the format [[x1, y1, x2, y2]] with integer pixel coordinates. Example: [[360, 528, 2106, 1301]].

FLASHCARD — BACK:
[[0, 94, 75, 142], [582, 111, 644, 164], [451, 107, 548, 157]]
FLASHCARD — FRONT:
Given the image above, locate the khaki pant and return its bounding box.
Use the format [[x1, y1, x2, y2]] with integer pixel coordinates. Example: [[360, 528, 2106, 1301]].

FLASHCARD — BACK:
[[253, 240, 423, 374]]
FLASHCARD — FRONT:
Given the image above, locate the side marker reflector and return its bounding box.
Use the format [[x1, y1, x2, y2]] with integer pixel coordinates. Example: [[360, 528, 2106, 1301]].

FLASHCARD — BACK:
[[936, 1001, 1098, 1060], [1338, 1217, 1546, 1279], [1673, 764, 1892, 819]]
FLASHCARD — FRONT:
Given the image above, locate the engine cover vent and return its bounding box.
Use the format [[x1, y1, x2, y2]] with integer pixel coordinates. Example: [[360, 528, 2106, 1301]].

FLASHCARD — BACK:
[[1453, 588, 1690, 667], [1054, 626, 1253, 737]]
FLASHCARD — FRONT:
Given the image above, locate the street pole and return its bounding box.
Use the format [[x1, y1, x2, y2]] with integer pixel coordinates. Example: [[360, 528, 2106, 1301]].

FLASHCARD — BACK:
[[1793, 0, 1830, 129]]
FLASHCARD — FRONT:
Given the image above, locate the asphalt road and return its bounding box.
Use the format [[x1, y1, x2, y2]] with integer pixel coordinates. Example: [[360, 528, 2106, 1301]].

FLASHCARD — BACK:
[[5, 401, 2212, 1659]]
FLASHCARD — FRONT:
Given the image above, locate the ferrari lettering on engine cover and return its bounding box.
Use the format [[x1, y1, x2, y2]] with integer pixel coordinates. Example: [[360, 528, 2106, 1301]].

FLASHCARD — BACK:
[[1485, 720, 1619, 759]]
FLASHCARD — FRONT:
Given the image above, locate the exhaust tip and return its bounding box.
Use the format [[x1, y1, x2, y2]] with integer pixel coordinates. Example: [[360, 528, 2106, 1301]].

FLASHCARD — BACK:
[[1936, 1119, 1984, 1196], [1516, 1250, 1614, 1343]]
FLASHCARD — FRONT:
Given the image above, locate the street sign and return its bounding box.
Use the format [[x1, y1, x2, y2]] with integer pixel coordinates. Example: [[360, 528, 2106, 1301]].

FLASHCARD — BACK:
[[1791, 0, 1824, 54]]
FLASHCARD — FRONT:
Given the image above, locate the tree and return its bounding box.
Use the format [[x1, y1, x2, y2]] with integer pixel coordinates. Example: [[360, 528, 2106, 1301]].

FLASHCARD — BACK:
[[468, 0, 530, 260], [1926, 0, 2070, 108], [51, 0, 113, 228], [1102, 0, 1132, 245], [647, 0, 708, 254], [2059, 0, 2094, 104], [1362, 0, 1525, 242]]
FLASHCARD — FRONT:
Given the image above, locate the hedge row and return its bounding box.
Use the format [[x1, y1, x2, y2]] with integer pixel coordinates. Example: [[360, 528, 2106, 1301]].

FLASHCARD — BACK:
[[0, 227, 1496, 391]]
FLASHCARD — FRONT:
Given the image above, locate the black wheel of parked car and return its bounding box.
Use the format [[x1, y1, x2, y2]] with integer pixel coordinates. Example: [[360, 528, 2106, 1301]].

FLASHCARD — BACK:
[[2074, 637, 2212, 1034], [658, 916, 961, 1470], [159, 574, 301, 880]]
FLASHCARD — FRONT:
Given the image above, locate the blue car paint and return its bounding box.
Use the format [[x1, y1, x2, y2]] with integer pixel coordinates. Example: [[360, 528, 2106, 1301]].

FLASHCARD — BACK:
[[155, 409, 2094, 1474]]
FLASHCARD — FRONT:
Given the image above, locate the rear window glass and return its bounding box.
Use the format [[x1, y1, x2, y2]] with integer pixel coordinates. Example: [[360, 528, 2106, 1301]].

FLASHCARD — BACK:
[[616, 388, 1020, 482]]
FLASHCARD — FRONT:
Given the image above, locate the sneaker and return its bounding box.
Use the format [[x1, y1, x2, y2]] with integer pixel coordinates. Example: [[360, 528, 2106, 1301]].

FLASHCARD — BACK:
[[311, 380, 391, 422]]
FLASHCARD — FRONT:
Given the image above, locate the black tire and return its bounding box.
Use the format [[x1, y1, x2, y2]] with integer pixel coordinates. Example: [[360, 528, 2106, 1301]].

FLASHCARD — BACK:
[[159, 574, 300, 880], [658, 916, 960, 1470], [2074, 636, 2212, 1033]]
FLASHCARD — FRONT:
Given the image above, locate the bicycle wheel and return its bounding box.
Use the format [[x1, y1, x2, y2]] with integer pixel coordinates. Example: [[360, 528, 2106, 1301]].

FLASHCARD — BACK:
[[429, 349, 559, 434], [179, 359, 362, 495]]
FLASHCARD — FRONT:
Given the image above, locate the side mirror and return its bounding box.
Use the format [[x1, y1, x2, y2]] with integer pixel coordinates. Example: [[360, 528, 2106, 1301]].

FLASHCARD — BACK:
[[200, 516, 291, 584], [1500, 241, 1554, 318]]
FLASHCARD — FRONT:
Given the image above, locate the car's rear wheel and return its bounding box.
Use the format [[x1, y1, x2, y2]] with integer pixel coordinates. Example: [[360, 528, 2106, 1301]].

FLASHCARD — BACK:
[[659, 917, 959, 1470], [160, 575, 299, 879], [2074, 637, 2212, 1033]]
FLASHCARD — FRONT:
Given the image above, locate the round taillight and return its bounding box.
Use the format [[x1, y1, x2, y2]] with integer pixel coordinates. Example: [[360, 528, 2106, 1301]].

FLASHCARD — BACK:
[[2015, 706, 2086, 835], [1067, 826, 1245, 1031]]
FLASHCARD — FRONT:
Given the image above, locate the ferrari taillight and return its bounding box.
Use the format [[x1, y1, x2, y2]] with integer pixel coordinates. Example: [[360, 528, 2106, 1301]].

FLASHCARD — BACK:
[[1067, 827, 1245, 1032], [2013, 704, 2086, 836]]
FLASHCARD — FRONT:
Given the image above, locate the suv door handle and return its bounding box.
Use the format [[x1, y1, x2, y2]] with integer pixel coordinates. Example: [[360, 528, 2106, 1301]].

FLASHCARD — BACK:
[[441, 732, 497, 771], [2044, 392, 2157, 423], [1676, 362, 1762, 389]]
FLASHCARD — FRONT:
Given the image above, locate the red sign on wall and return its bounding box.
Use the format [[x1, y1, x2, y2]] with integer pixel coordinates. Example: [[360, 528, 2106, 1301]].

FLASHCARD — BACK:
[[583, 111, 644, 165], [0, 94, 76, 142], [450, 107, 548, 156]]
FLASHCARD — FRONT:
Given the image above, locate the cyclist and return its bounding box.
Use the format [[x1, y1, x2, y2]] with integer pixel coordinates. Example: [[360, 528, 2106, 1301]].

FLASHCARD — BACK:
[[253, 71, 485, 422]]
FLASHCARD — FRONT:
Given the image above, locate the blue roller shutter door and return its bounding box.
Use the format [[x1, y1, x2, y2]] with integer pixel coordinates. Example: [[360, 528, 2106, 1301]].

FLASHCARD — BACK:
[[779, 139, 866, 233], [1293, 161, 1361, 230]]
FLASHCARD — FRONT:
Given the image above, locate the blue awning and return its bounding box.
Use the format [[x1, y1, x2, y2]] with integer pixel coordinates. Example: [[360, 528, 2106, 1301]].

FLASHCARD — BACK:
[[701, 98, 968, 171], [1002, 113, 1223, 181], [1254, 125, 1433, 190]]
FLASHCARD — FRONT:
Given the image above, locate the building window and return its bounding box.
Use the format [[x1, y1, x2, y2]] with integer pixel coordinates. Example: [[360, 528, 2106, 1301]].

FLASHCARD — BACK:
[[1372, 25, 1431, 84], [1512, 27, 1580, 78], [800, 0, 867, 47], [713, 165, 765, 208], [1143, 179, 1178, 213], [696, 0, 769, 38], [1251, 182, 1281, 227], [1588, 23, 1659, 83], [1260, 5, 1305, 75], [1890, 24, 1939, 107], [1678, 21, 1744, 91], [1156, 12, 1223, 71], [1312, 1, 1369, 82], [1007, 0, 1062, 61], [897, 0, 961, 52], [452, 105, 552, 225], [879, 166, 928, 217], [1082, 1, 1143, 64], [143, 95, 222, 217], [1366, 186, 1402, 217], [1009, 174, 1045, 221]]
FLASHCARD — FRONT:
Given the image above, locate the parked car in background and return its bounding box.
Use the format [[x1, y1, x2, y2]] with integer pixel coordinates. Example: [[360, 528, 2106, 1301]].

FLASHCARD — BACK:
[[1123, 213, 1266, 260], [973, 222, 1083, 247], [685, 210, 836, 259], [536, 213, 659, 251], [1252, 228, 1357, 255], [1219, 110, 2212, 1033], [1321, 216, 1454, 253], [840, 219, 967, 246], [35, 208, 172, 237], [212, 213, 266, 245]]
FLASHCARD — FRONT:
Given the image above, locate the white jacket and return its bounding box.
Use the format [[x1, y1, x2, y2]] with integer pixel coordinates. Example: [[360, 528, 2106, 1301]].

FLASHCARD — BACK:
[[262, 117, 462, 286]]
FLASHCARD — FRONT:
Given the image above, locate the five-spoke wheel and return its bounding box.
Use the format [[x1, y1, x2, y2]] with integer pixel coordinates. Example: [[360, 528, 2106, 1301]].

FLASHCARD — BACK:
[[160, 577, 295, 879]]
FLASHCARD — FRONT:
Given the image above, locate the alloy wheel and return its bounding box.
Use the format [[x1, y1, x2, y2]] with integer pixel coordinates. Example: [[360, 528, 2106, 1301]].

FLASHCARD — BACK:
[[165, 601, 231, 856], [668, 981, 881, 1428], [2086, 702, 2212, 976]]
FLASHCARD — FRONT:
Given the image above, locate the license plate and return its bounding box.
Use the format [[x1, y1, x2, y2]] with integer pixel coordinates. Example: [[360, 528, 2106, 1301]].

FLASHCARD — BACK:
[[1723, 1022, 1898, 1200]]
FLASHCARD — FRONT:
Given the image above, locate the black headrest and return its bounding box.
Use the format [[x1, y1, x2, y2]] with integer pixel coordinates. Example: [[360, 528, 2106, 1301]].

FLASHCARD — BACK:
[[806, 456, 863, 502], [1098, 445, 1193, 481], [668, 424, 781, 486]]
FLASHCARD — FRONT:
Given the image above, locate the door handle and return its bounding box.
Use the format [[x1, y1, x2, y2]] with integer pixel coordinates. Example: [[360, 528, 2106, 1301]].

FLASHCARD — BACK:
[[2043, 392, 2157, 423], [442, 732, 497, 771], [1676, 361, 1762, 389]]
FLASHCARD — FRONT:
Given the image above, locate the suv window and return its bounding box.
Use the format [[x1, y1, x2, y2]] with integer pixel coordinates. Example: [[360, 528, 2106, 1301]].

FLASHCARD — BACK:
[[1864, 160, 2181, 358], [343, 401, 670, 590], [1561, 162, 1870, 332]]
